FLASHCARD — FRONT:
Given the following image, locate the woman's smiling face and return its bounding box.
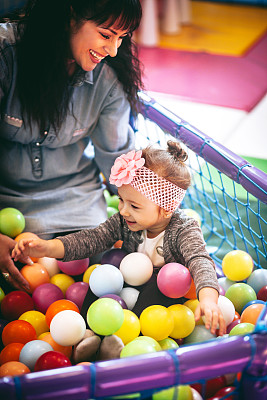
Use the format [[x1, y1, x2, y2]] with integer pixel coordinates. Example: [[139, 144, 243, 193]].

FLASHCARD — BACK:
[[69, 19, 129, 71]]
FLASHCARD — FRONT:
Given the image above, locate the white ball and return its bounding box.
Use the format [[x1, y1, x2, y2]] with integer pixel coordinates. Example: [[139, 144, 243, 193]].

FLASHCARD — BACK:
[[89, 264, 124, 297], [50, 310, 86, 346], [191, 387, 203, 400], [119, 287, 140, 310], [218, 295, 235, 327], [119, 253, 153, 286], [38, 257, 60, 277]]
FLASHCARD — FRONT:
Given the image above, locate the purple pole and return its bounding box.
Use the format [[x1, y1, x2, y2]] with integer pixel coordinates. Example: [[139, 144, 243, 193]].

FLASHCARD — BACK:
[[1, 335, 265, 400]]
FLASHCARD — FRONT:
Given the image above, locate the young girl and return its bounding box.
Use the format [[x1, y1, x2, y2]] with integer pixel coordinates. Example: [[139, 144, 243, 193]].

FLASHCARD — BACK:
[[13, 141, 225, 360]]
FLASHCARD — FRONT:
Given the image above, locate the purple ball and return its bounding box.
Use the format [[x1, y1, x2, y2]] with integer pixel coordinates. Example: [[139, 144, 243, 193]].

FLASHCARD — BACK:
[[32, 283, 64, 314], [66, 282, 89, 311], [101, 248, 128, 268], [101, 294, 128, 309], [226, 318, 241, 334]]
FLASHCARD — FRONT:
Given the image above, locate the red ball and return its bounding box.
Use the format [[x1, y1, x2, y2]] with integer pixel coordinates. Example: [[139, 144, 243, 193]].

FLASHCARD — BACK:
[[191, 376, 227, 398], [32, 283, 64, 314], [57, 259, 89, 276], [34, 351, 72, 371], [1, 291, 34, 321], [257, 285, 267, 302], [157, 263, 191, 298]]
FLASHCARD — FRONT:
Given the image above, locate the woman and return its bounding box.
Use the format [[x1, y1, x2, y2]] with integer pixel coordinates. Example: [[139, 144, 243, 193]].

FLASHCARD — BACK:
[[0, 0, 143, 291]]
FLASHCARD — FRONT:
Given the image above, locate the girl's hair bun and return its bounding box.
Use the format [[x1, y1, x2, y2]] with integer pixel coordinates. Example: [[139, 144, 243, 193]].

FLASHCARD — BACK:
[[167, 140, 188, 163]]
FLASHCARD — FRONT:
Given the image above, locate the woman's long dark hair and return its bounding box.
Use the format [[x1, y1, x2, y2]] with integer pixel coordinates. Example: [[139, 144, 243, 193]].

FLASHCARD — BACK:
[[15, 0, 143, 131]]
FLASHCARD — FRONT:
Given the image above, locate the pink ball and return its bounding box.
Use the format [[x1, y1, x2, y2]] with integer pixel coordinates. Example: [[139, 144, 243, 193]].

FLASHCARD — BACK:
[[32, 283, 64, 314], [57, 258, 89, 276], [157, 263, 191, 298], [65, 282, 89, 311]]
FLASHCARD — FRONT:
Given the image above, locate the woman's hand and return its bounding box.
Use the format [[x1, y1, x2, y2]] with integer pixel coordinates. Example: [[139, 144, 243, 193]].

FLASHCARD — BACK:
[[0, 234, 31, 291], [12, 238, 65, 262], [194, 287, 226, 336]]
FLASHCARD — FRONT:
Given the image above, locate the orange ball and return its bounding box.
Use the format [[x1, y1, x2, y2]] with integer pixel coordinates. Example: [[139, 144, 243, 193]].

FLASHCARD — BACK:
[[45, 299, 80, 327], [2, 320, 37, 346], [15, 232, 40, 262], [21, 263, 50, 293], [0, 361, 30, 377], [0, 343, 24, 365], [240, 303, 265, 325], [114, 240, 123, 249], [184, 278, 197, 299], [40, 332, 73, 358]]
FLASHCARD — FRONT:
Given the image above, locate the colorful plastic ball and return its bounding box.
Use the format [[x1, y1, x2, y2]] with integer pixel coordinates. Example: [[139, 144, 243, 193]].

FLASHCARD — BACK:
[[222, 250, 253, 281], [19, 340, 53, 370], [66, 282, 89, 311], [2, 320, 37, 346], [114, 309, 140, 344], [0, 343, 24, 365], [240, 303, 265, 325], [152, 384, 193, 400], [0, 319, 8, 345], [217, 295, 235, 327], [34, 350, 72, 371], [228, 322, 255, 336], [45, 299, 80, 327], [183, 325, 216, 344], [120, 337, 157, 358], [0, 361, 30, 377], [140, 305, 174, 341], [50, 310, 86, 346], [0, 207, 25, 237], [184, 278, 197, 299], [191, 388, 203, 400], [226, 319, 241, 334], [225, 283, 257, 314], [114, 240, 123, 249], [168, 304, 195, 339], [217, 277, 235, 293], [157, 263, 191, 298], [242, 299, 265, 313], [158, 337, 179, 350], [107, 206, 118, 218], [182, 208, 201, 226], [0, 290, 34, 321], [40, 332, 72, 358], [119, 252, 153, 286], [21, 263, 50, 293], [184, 299, 204, 326], [89, 264, 124, 297], [37, 257, 60, 277], [119, 287, 140, 310], [50, 273, 75, 296], [191, 376, 227, 399], [83, 264, 100, 283], [247, 268, 267, 293], [133, 336, 162, 351], [257, 285, 267, 302], [0, 287, 5, 304], [101, 248, 128, 268], [32, 283, 64, 314], [106, 193, 120, 209], [57, 258, 89, 276], [87, 298, 124, 336], [101, 294, 128, 309], [19, 310, 49, 337]]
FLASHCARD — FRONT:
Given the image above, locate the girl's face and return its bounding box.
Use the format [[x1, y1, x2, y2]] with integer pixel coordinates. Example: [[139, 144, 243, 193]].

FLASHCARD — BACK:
[[118, 185, 171, 238], [69, 19, 129, 71]]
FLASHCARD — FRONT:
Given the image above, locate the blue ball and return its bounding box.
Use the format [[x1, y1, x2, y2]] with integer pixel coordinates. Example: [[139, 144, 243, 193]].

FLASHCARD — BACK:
[[19, 340, 53, 370], [241, 299, 265, 313], [247, 269, 267, 293], [89, 264, 124, 297]]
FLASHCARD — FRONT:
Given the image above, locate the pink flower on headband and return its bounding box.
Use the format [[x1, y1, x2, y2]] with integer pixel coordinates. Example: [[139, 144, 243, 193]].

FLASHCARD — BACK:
[[109, 150, 145, 187]]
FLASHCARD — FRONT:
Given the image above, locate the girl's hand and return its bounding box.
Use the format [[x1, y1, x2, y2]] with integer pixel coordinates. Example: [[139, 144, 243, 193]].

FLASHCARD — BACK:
[[12, 238, 48, 264], [195, 287, 226, 336]]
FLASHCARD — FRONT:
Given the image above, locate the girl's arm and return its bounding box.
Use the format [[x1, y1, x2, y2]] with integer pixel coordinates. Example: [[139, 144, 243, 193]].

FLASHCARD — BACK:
[[195, 287, 226, 336], [12, 238, 65, 264]]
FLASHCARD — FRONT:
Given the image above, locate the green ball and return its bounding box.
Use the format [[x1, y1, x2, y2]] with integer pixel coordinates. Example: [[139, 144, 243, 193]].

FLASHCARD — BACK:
[[158, 337, 179, 350], [183, 325, 215, 344], [0, 287, 5, 304], [87, 298, 124, 336], [120, 337, 157, 358], [229, 322, 255, 336], [107, 206, 118, 218], [153, 385, 193, 400], [133, 336, 162, 351], [225, 283, 257, 314], [0, 207, 25, 237], [107, 195, 120, 209]]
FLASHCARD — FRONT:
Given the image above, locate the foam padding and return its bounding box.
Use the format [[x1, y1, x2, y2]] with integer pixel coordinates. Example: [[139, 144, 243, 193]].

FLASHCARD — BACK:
[[157, 1, 267, 56]]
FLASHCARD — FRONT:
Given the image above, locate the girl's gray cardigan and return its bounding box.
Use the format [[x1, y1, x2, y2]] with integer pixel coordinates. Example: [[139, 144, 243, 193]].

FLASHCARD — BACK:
[[58, 211, 219, 298]]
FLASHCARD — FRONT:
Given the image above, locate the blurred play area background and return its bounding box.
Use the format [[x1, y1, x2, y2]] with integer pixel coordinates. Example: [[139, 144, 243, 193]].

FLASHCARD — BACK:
[[1, 0, 267, 171]]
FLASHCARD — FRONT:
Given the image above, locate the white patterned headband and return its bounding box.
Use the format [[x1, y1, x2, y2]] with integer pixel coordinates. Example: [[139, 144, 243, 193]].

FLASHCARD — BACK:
[[109, 150, 186, 213]]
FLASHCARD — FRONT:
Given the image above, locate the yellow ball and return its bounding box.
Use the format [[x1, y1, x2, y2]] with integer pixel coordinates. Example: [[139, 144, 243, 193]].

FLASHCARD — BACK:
[[50, 273, 75, 296], [114, 309, 140, 345], [19, 310, 49, 337], [222, 250, 253, 281], [182, 209, 201, 226], [83, 264, 100, 283], [184, 299, 204, 326], [140, 305, 174, 341], [168, 304, 195, 339]]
